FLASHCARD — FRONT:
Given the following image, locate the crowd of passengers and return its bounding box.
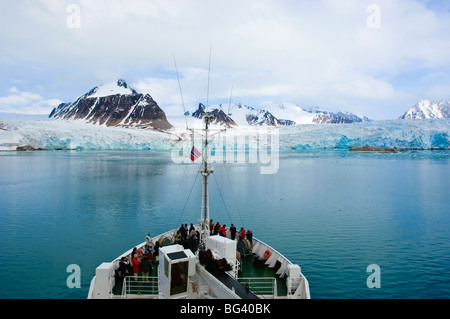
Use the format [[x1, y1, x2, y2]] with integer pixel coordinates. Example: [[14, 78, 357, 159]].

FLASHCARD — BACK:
[[175, 220, 253, 243], [115, 220, 253, 284]]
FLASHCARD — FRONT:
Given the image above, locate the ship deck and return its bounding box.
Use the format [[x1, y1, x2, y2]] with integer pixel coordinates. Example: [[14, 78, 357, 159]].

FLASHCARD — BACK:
[[112, 253, 288, 298]]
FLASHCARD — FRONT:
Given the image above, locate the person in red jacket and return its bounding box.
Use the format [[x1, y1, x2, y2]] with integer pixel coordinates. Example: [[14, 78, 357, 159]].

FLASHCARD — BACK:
[[239, 227, 246, 240], [220, 224, 227, 237], [209, 220, 214, 236], [131, 254, 140, 280]]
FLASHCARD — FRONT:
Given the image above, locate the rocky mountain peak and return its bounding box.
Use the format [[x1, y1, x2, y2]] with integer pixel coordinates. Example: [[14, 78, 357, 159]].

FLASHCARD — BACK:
[[192, 103, 237, 128], [49, 80, 172, 130]]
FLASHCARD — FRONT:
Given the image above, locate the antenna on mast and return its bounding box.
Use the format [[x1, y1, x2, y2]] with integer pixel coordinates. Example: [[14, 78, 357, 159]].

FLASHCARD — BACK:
[[173, 54, 189, 130], [206, 43, 212, 110], [198, 43, 215, 247], [227, 86, 234, 116], [175, 46, 225, 249]]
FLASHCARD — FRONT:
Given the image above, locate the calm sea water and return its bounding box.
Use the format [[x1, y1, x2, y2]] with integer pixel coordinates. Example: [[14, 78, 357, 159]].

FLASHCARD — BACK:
[[0, 150, 449, 299]]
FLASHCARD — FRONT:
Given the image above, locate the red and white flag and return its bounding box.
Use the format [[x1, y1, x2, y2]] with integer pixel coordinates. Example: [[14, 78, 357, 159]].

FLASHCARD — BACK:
[[190, 146, 201, 162]]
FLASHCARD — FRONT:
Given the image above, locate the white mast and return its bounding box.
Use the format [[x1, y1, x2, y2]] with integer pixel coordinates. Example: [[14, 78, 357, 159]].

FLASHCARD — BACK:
[[199, 113, 214, 246], [200, 43, 214, 247]]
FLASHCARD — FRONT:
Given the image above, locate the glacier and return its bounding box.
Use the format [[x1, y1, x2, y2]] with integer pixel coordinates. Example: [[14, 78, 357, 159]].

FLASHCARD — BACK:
[[0, 118, 449, 151], [0, 119, 176, 151], [279, 118, 450, 151]]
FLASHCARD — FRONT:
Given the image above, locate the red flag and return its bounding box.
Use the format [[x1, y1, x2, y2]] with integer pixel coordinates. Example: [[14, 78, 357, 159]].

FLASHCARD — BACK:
[[190, 146, 201, 161]]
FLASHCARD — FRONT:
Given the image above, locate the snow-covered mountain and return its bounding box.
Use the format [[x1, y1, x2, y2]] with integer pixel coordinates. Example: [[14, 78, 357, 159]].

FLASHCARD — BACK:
[[191, 103, 237, 128], [49, 79, 172, 130], [227, 103, 295, 126], [47, 78, 371, 131], [177, 102, 371, 129], [263, 102, 371, 124], [227, 102, 371, 126], [400, 99, 450, 119]]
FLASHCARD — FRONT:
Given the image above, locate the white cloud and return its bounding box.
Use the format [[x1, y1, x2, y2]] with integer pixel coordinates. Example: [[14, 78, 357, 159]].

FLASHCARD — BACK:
[[425, 82, 450, 100], [0, 0, 449, 119], [0, 87, 62, 114]]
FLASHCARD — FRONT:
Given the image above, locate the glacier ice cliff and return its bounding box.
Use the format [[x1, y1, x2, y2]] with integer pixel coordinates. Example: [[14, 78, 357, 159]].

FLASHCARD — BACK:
[[0, 118, 449, 151], [279, 119, 450, 151], [0, 119, 175, 151]]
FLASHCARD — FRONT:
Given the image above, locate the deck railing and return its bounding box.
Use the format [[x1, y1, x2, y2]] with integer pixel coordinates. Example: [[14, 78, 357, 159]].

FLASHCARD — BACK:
[[121, 275, 159, 298], [238, 277, 278, 299]]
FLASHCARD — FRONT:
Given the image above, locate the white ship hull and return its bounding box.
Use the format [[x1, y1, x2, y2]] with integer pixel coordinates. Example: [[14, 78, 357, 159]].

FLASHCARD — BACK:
[[88, 228, 310, 299]]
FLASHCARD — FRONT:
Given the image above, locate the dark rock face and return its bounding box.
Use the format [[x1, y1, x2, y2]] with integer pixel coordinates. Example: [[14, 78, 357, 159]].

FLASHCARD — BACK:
[[246, 110, 282, 126], [277, 119, 296, 126], [121, 94, 172, 129], [192, 103, 237, 128], [312, 111, 371, 124], [234, 104, 296, 126], [49, 80, 172, 130], [192, 103, 295, 127]]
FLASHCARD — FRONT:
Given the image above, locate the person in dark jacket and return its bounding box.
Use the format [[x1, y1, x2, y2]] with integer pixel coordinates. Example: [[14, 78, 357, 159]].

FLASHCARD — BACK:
[[130, 247, 137, 260], [153, 241, 160, 262], [214, 222, 220, 235], [246, 229, 253, 243], [179, 224, 186, 241], [230, 224, 236, 240], [117, 257, 129, 283], [140, 255, 152, 281]]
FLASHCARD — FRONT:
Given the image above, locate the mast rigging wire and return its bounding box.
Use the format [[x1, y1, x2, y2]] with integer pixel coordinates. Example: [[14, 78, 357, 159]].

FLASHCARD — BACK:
[[173, 53, 188, 130], [174, 162, 203, 229], [212, 172, 233, 226], [221, 161, 245, 228], [227, 86, 234, 117]]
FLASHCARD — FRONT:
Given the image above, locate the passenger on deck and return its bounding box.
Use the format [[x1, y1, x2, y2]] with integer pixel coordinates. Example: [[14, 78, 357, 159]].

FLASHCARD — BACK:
[[175, 230, 181, 243], [140, 254, 152, 281], [131, 247, 137, 261], [145, 233, 152, 249], [210, 219, 214, 235], [189, 230, 198, 253], [214, 222, 221, 235], [144, 245, 153, 260], [230, 224, 237, 240], [239, 227, 246, 240], [131, 254, 140, 280], [189, 223, 195, 234], [179, 224, 186, 241], [153, 241, 160, 263], [220, 224, 227, 237], [118, 257, 129, 282], [189, 227, 197, 239], [246, 229, 253, 243]]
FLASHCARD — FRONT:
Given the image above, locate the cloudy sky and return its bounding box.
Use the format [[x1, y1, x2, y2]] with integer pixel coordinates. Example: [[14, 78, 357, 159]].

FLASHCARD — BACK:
[[0, 0, 449, 119]]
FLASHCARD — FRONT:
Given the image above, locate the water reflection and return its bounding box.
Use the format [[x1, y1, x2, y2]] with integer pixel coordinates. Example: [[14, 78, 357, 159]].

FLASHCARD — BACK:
[[0, 150, 449, 298]]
